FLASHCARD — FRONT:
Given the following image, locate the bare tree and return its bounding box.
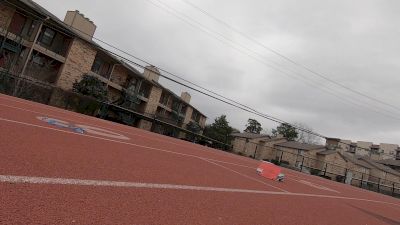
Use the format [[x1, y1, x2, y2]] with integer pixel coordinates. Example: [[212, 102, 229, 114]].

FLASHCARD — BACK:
[[293, 122, 324, 145]]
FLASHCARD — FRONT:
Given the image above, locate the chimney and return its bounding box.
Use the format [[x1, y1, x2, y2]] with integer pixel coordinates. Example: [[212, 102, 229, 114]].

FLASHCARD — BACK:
[[143, 66, 160, 82], [326, 137, 340, 150], [181, 92, 191, 103], [64, 10, 96, 40]]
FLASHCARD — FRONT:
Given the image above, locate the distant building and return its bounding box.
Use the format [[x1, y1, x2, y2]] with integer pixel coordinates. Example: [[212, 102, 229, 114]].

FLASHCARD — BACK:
[[329, 138, 399, 160], [230, 132, 286, 159]]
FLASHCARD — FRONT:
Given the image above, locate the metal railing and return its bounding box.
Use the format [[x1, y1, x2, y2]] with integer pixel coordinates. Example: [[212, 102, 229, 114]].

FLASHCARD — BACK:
[[242, 143, 400, 198]]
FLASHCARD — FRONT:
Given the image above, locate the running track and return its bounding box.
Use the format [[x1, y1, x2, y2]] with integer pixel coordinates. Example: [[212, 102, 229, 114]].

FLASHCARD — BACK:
[[0, 94, 399, 225]]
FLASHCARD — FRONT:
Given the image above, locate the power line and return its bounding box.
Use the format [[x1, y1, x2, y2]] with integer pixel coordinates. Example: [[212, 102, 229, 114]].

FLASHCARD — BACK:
[[181, 0, 400, 113], [3, 0, 323, 137], [144, 0, 400, 121], [5, 0, 400, 154]]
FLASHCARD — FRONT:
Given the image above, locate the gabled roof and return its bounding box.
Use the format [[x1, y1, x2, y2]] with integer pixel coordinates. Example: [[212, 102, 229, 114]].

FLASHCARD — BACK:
[[275, 141, 325, 151], [360, 157, 400, 176], [375, 159, 400, 167], [342, 154, 373, 169], [230, 132, 270, 139], [316, 150, 337, 155]]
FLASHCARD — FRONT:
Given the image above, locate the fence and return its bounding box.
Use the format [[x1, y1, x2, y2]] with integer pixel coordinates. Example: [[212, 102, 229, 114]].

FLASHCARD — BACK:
[[0, 71, 230, 150], [257, 145, 400, 198]]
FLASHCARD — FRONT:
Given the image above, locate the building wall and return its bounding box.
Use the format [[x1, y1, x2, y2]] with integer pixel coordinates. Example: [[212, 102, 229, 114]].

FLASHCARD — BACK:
[[110, 65, 128, 87], [318, 153, 347, 180], [380, 143, 398, 160], [0, 4, 14, 29], [355, 141, 373, 156], [56, 38, 97, 90], [257, 138, 287, 160], [337, 140, 351, 154], [183, 106, 193, 125], [144, 86, 162, 115], [232, 136, 272, 157]]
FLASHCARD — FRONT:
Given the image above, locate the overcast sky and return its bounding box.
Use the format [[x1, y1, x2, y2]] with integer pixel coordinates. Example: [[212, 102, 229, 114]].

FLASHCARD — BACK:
[[35, 0, 400, 144]]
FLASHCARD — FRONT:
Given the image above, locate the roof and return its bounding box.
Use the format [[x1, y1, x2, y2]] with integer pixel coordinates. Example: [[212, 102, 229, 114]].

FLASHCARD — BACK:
[[375, 159, 400, 167], [230, 132, 270, 139], [274, 141, 325, 151], [316, 150, 337, 155], [359, 157, 400, 176], [342, 154, 374, 169]]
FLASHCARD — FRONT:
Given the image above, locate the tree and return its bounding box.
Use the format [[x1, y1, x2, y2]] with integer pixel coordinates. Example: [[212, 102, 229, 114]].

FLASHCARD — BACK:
[[293, 123, 324, 144], [72, 74, 108, 101], [244, 118, 262, 134], [185, 121, 202, 141], [203, 115, 234, 144], [272, 123, 298, 141]]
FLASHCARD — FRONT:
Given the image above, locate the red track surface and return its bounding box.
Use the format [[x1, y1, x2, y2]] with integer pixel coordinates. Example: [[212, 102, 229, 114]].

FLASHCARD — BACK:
[[0, 94, 399, 225]]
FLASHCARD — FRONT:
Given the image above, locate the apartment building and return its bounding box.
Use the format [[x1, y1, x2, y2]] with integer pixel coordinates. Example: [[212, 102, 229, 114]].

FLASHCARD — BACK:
[[0, 0, 206, 136], [334, 138, 399, 160], [230, 132, 287, 159]]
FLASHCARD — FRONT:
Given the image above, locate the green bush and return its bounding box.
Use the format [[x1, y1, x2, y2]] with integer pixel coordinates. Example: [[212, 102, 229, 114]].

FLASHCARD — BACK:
[[72, 74, 108, 101]]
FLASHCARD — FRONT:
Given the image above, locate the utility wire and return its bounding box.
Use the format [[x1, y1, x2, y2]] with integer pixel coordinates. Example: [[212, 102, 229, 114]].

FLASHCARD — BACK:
[[144, 0, 400, 121], [3, 0, 322, 136], [181, 0, 400, 114], [5, 0, 400, 155]]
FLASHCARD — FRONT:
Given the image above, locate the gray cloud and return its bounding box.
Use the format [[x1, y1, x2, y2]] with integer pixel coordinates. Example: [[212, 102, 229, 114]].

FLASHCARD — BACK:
[[35, 0, 400, 144]]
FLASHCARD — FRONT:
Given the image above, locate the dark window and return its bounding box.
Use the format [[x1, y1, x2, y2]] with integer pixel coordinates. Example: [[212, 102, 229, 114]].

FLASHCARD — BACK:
[[40, 28, 56, 46], [91, 57, 103, 74], [26, 20, 37, 37], [8, 13, 27, 35]]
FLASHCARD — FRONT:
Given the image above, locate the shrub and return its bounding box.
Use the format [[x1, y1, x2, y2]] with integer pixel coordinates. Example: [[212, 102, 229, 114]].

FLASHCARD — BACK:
[[72, 74, 108, 101]]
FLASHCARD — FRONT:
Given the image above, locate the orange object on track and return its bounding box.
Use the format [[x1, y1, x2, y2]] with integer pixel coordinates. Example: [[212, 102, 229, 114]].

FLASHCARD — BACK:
[[256, 161, 284, 181]]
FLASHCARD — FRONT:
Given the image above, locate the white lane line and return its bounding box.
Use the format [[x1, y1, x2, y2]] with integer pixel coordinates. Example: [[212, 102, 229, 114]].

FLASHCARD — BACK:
[[0, 117, 284, 192], [296, 180, 339, 193], [1, 175, 399, 207], [202, 158, 289, 193], [0, 101, 255, 166]]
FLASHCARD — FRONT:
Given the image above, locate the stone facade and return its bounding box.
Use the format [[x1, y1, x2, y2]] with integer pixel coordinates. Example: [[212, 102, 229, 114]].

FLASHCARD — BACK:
[[138, 85, 162, 131], [110, 65, 128, 87], [56, 38, 97, 90], [317, 153, 347, 180], [144, 86, 162, 114], [183, 106, 193, 125]]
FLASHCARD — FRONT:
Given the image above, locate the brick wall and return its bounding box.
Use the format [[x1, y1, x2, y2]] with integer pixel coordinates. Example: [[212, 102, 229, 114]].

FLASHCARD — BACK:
[[144, 86, 162, 114], [0, 4, 14, 29], [183, 106, 193, 125], [56, 38, 97, 90], [110, 66, 128, 87]]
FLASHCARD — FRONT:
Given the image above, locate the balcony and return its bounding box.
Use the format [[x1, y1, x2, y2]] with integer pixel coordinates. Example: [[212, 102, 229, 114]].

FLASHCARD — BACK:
[[36, 26, 72, 58], [87, 71, 122, 91]]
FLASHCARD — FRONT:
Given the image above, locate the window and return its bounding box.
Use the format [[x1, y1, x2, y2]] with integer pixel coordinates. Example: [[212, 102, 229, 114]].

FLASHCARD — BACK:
[[26, 20, 37, 37], [91, 57, 103, 74], [40, 28, 56, 46], [9, 13, 27, 35]]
